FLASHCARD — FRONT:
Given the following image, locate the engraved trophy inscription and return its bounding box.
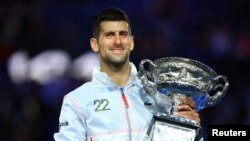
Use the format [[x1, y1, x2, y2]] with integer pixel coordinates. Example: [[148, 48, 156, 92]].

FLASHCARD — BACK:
[[138, 57, 229, 141]]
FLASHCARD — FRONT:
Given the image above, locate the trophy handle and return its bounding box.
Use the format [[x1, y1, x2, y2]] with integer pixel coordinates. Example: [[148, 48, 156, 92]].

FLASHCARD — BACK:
[[138, 59, 157, 97], [139, 59, 156, 73], [206, 75, 229, 107]]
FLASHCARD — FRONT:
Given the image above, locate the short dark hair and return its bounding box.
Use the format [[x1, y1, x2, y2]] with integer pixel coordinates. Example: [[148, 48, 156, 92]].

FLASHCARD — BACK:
[[92, 7, 131, 39]]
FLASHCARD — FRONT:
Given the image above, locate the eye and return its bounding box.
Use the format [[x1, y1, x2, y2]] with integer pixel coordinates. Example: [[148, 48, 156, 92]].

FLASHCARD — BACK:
[[105, 32, 114, 37], [120, 31, 129, 37]]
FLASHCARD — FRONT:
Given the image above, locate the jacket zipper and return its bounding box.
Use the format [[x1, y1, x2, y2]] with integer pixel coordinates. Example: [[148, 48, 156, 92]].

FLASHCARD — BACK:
[[119, 87, 132, 141]]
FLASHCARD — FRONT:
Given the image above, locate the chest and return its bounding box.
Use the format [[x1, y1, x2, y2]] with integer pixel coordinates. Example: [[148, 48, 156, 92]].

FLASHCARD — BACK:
[[82, 88, 153, 133]]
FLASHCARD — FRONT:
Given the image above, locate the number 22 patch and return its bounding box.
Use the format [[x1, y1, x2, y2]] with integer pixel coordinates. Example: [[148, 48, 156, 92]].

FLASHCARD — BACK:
[[94, 99, 111, 112]]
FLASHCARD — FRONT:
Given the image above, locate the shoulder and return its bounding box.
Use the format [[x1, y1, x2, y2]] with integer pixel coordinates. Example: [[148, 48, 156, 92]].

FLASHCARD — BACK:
[[64, 81, 98, 102]]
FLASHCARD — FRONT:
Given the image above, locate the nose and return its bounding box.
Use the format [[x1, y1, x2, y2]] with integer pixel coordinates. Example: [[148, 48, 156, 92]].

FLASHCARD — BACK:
[[114, 35, 121, 45]]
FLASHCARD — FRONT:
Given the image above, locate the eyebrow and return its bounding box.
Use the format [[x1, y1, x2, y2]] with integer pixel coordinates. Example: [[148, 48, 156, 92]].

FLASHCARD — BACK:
[[103, 30, 129, 35]]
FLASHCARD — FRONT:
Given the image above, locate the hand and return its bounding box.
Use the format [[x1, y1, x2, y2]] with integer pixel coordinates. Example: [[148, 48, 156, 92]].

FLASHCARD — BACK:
[[173, 97, 200, 124]]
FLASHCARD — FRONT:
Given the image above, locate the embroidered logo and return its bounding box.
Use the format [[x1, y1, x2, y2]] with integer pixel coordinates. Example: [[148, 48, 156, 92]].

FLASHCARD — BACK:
[[59, 121, 68, 129], [94, 99, 111, 112]]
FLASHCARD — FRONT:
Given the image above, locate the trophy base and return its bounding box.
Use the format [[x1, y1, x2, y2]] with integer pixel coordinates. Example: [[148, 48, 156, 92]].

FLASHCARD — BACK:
[[147, 114, 201, 141]]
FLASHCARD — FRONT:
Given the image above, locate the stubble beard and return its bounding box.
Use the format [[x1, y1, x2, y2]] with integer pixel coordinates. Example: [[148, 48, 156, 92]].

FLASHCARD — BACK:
[[105, 52, 130, 68]]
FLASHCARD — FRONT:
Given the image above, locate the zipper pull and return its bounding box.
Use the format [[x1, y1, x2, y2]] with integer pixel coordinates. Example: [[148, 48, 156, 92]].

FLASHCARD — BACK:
[[120, 87, 129, 108]]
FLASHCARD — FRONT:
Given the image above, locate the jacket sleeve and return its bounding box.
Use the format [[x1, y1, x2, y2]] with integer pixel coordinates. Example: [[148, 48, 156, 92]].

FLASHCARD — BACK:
[[54, 96, 87, 141]]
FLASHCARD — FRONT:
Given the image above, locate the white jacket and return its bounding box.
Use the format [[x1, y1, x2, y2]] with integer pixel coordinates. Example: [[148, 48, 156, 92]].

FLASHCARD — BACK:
[[54, 63, 153, 141]]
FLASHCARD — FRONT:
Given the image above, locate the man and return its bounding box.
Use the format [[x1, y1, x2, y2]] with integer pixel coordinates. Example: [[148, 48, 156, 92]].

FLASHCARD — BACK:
[[54, 7, 201, 141]]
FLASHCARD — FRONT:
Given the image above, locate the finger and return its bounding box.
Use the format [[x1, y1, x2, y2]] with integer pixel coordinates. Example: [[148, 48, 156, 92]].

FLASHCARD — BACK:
[[174, 111, 200, 123], [175, 110, 199, 118], [176, 104, 194, 111], [180, 97, 195, 109], [174, 105, 200, 123]]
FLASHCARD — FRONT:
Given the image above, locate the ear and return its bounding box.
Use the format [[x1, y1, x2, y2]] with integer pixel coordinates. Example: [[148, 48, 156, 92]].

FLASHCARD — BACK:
[[90, 38, 99, 52], [130, 36, 134, 51]]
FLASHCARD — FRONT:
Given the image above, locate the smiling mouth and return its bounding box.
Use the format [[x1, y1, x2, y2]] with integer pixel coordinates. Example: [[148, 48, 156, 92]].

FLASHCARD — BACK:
[[111, 48, 124, 55]]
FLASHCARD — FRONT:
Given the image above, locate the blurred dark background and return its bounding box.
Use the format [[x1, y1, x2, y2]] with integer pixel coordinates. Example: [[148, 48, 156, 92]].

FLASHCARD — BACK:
[[0, 0, 250, 141]]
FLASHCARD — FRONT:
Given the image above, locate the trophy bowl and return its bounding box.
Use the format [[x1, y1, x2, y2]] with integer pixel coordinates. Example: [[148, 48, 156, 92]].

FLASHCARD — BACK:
[[138, 57, 229, 112], [138, 57, 229, 141]]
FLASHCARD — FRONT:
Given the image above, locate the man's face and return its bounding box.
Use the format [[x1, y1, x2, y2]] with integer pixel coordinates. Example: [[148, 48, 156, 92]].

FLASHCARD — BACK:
[[91, 21, 134, 67]]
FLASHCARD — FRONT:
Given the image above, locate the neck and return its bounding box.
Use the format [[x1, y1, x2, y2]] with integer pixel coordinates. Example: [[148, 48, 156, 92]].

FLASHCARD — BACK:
[[100, 61, 131, 86]]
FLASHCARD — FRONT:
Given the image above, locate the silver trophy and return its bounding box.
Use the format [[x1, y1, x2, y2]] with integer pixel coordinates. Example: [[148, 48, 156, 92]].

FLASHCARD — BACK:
[[138, 57, 229, 141]]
